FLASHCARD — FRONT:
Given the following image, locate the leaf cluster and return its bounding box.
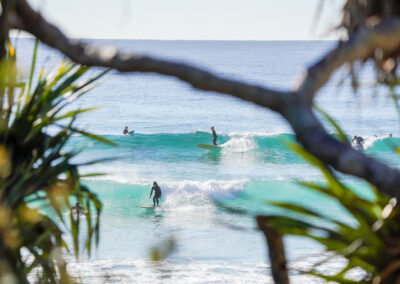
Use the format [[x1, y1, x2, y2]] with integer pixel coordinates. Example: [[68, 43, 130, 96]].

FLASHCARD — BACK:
[[0, 39, 112, 283], [340, 0, 400, 85], [255, 106, 400, 283]]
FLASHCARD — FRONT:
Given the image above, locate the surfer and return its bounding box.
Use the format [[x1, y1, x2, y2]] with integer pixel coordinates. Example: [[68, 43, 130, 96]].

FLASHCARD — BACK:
[[71, 202, 84, 216], [352, 135, 364, 150], [149, 181, 162, 207], [211, 126, 218, 145], [123, 126, 129, 135]]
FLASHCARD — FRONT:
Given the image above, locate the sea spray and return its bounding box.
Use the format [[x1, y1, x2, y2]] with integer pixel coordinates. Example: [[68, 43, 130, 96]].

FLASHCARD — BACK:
[[220, 136, 257, 153]]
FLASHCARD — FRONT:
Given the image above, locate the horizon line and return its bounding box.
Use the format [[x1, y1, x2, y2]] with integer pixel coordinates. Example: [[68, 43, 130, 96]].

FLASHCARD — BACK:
[[10, 36, 337, 42]]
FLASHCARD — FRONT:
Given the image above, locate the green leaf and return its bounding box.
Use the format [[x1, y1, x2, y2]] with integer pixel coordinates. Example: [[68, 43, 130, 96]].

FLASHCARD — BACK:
[[66, 126, 117, 146], [314, 104, 350, 144], [26, 39, 39, 97], [54, 107, 98, 121], [286, 142, 347, 197]]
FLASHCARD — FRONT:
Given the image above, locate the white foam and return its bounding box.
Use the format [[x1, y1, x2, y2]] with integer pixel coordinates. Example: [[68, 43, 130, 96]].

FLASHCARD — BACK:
[[160, 179, 248, 211], [227, 131, 285, 137], [163, 179, 248, 198], [221, 136, 257, 153], [351, 135, 387, 150], [362, 135, 383, 150], [61, 254, 365, 284], [66, 259, 270, 284]]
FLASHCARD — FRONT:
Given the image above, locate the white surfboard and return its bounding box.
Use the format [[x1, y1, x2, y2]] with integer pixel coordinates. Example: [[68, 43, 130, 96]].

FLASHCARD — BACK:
[[136, 206, 158, 209]]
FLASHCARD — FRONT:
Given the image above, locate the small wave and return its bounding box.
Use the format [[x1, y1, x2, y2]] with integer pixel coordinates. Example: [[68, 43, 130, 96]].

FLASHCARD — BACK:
[[69, 131, 396, 153], [67, 131, 296, 153], [350, 134, 395, 151], [82, 178, 249, 212], [363, 135, 388, 150]]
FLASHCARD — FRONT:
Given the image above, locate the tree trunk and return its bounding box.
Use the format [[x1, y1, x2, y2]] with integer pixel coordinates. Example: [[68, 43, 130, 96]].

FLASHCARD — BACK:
[[257, 216, 290, 284]]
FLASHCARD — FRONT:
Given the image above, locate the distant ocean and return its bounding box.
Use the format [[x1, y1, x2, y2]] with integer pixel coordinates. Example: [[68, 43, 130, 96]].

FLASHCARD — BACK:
[[16, 39, 400, 283]]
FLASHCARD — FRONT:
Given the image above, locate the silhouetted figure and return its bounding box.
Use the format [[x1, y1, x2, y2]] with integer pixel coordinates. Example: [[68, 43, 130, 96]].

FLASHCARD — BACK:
[[211, 126, 218, 146], [352, 135, 364, 150], [149, 181, 162, 207], [123, 126, 129, 135]]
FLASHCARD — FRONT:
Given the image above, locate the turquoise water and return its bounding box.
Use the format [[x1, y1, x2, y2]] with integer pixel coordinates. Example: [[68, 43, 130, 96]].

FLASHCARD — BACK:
[[15, 39, 400, 283]]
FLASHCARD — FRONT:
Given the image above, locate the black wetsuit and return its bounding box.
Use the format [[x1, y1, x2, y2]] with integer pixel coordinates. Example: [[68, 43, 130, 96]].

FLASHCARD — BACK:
[[352, 136, 364, 150], [150, 185, 162, 207], [123, 129, 129, 135], [212, 129, 217, 145]]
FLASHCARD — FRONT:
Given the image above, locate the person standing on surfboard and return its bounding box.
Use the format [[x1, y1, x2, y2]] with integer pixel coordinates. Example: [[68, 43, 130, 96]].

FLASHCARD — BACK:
[[149, 181, 162, 207], [211, 126, 218, 145]]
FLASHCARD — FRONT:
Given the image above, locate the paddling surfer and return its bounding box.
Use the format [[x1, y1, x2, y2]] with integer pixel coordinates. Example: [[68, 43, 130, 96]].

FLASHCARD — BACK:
[[123, 126, 133, 135], [149, 181, 162, 207], [211, 126, 218, 145]]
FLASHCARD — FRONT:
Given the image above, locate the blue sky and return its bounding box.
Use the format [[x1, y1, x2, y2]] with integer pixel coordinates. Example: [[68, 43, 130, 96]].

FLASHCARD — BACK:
[[27, 0, 345, 40]]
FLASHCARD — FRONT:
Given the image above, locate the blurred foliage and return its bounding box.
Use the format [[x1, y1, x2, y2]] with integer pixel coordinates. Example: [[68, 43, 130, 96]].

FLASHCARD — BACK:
[[258, 141, 400, 283], [0, 39, 113, 283], [314, 104, 350, 145], [339, 0, 400, 86], [150, 236, 176, 262]]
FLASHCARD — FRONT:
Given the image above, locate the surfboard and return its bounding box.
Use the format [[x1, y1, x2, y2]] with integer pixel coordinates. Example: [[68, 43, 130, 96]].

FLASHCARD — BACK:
[[197, 143, 221, 149], [129, 131, 135, 135], [136, 206, 157, 209]]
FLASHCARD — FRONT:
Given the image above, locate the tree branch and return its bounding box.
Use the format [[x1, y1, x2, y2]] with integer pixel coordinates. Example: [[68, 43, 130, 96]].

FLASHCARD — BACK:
[[11, 0, 400, 198], [257, 216, 290, 284], [297, 19, 400, 103], [13, 0, 288, 113], [283, 99, 400, 198]]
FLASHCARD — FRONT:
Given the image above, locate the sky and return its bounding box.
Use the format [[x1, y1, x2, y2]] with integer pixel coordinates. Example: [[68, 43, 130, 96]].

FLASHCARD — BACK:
[[26, 0, 345, 40]]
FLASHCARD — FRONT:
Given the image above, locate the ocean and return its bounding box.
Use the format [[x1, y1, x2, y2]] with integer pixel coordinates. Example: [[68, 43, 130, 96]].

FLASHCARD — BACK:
[[15, 39, 400, 283]]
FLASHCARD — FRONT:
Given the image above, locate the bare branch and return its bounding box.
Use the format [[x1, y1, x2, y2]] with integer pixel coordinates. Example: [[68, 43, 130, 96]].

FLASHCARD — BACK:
[[297, 19, 400, 103]]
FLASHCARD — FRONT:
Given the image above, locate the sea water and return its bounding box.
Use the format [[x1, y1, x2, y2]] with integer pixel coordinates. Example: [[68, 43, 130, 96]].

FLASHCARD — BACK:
[[15, 39, 400, 283]]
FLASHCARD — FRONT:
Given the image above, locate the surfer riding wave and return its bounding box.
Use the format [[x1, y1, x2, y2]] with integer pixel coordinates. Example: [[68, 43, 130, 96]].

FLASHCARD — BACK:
[[211, 126, 218, 145], [149, 181, 162, 207]]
